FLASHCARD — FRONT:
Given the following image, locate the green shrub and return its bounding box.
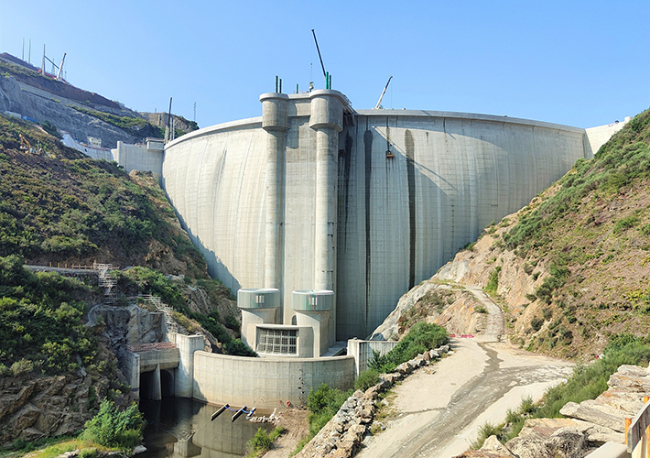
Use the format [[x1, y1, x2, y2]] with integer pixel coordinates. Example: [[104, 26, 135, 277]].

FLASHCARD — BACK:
[[79, 448, 98, 458], [369, 322, 448, 373], [354, 369, 380, 391], [613, 216, 640, 233], [471, 421, 501, 449], [245, 426, 284, 456], [534, 262, 570, 304], [307, 384, 353, 437], [0, 255, 102, 374], [81, 400, 144, 449], [224, 314, 240, 332], [485, 266, 501, 296], [41, 120, 62, 139], [10, 358, 34, 376], [223, 339, 257, 357], [530, 317, 544, 332]]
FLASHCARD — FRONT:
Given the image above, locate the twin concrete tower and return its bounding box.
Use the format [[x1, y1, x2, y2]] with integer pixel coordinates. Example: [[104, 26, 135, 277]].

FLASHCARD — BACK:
[[239, 90, 348, 357]]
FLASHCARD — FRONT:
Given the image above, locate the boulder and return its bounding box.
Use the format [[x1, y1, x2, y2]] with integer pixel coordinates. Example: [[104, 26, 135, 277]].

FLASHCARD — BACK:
[[559, 402, 626, 432], [606, 373, 650, 392], [480, 435, 516, 457]]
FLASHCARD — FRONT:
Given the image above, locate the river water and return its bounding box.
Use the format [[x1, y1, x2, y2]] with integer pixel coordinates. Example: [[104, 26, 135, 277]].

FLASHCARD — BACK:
[[139, 398, 273, 458]]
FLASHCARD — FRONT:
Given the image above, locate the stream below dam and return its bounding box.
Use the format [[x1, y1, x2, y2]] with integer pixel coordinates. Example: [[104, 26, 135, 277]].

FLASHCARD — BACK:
[[139, 398, 273, 458]]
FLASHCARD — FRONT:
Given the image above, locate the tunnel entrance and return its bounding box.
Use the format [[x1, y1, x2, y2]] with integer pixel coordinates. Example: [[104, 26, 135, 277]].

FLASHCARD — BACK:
[[161, 369, 175, 397], [139, 369, 175, 400], [140, 371, 155, 400]]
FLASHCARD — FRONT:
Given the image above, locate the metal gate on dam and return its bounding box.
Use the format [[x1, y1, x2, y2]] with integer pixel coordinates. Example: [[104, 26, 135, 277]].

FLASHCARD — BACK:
[[160, 89, 615, 342]]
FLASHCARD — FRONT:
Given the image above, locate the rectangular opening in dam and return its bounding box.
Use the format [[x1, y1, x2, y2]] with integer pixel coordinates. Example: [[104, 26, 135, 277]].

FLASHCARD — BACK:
[[258, 328, 297, 354]]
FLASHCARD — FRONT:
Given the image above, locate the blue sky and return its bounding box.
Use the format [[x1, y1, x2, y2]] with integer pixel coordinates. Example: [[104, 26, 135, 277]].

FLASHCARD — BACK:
[[1, 0, 648, 129]]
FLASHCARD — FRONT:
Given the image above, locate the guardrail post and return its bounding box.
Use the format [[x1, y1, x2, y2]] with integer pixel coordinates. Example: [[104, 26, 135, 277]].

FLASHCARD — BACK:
[[626, 418, 632, 446]]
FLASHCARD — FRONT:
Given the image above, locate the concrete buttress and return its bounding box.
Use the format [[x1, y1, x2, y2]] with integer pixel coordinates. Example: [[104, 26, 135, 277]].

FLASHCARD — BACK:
[[260, 93, 289, 301], [175, 334, 205, 398], [310, 90, 343, 345]]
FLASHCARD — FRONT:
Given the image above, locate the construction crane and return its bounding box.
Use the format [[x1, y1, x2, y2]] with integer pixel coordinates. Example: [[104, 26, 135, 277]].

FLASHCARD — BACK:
[[19, 134, 31, 152], [374, 76, 393, 109], [311, 29, 332, 89]]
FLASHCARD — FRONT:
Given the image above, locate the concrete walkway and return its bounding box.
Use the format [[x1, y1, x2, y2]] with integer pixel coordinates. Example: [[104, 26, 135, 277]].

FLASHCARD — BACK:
[[357, 287, 574, 458]]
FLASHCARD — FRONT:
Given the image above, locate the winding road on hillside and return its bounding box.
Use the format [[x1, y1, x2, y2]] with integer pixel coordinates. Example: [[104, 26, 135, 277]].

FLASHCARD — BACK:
[[357, 286, 574, 458]]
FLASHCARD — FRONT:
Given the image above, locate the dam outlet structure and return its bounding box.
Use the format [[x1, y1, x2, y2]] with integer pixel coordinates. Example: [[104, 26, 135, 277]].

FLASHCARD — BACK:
[[160, 88, 624, 355]]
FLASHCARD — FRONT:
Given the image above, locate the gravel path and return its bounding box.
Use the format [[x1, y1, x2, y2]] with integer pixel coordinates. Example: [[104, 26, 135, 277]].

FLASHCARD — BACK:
[[357, 287, 574, 458]]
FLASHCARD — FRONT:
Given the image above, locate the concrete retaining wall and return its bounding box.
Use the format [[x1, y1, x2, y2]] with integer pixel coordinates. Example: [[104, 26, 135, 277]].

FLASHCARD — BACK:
[[347, 339, 398, 377], [192, 351, 355, 409], [585, 119, 629, 157], [112, 141, 164, 180]]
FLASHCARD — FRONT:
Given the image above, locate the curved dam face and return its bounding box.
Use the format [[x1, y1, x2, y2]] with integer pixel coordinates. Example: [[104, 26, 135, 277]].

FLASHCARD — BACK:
[[162, 90, 587, 340]]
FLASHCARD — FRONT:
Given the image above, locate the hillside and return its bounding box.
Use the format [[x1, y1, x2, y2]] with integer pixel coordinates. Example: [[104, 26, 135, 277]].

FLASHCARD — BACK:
[[374, 108, 650, 360], [0, 116, 249, 445], [0, 113, 206, 277], [0, 57, 197, 147]]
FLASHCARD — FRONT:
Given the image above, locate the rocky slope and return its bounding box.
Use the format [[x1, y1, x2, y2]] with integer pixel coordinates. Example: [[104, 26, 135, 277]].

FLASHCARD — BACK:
[[457, 363, 650, 458], [0, 57, 197, 147], [0, 306, 133, 448], [0, 115, 239, 446], [371, 108, 650, 360], [0, 74, 134, 148]]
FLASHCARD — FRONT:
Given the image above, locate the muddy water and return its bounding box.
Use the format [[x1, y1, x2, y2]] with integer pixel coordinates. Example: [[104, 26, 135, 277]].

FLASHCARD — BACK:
[[139, 398, 273, 458]]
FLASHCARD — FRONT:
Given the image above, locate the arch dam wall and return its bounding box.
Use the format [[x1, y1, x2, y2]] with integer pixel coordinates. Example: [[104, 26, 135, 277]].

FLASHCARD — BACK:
[[162, 90, 596, 341]]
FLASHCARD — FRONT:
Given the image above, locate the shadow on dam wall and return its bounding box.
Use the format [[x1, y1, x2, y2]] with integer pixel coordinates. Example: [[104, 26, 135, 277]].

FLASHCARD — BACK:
[[336, 123, 454, 339], [162, 188, 242, 295]]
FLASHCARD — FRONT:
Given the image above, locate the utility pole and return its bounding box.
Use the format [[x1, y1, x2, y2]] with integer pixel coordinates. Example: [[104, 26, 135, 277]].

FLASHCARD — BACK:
[[193, 102, 196, 123], [165, 97, 173, 142]]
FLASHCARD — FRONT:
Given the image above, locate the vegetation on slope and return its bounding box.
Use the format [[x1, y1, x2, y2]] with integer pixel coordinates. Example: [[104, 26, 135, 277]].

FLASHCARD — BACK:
[[0, 116, 252, 366], [449, 108, 650, 359], [0, 254, 116, 379], [69, 106, 164, 139], [0, 114, 205, 277]]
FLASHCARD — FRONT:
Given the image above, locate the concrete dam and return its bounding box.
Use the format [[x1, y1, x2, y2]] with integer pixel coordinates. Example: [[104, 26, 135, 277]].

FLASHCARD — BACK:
[[160, 89, 615, 343]]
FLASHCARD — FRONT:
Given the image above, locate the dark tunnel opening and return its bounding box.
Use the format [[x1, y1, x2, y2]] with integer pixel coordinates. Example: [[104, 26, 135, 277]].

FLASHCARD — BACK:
[[139, 369, 175, 400]]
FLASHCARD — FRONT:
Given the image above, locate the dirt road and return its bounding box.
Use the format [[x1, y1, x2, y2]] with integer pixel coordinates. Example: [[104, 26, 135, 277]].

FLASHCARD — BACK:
[[357, 287, 574, 458]]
